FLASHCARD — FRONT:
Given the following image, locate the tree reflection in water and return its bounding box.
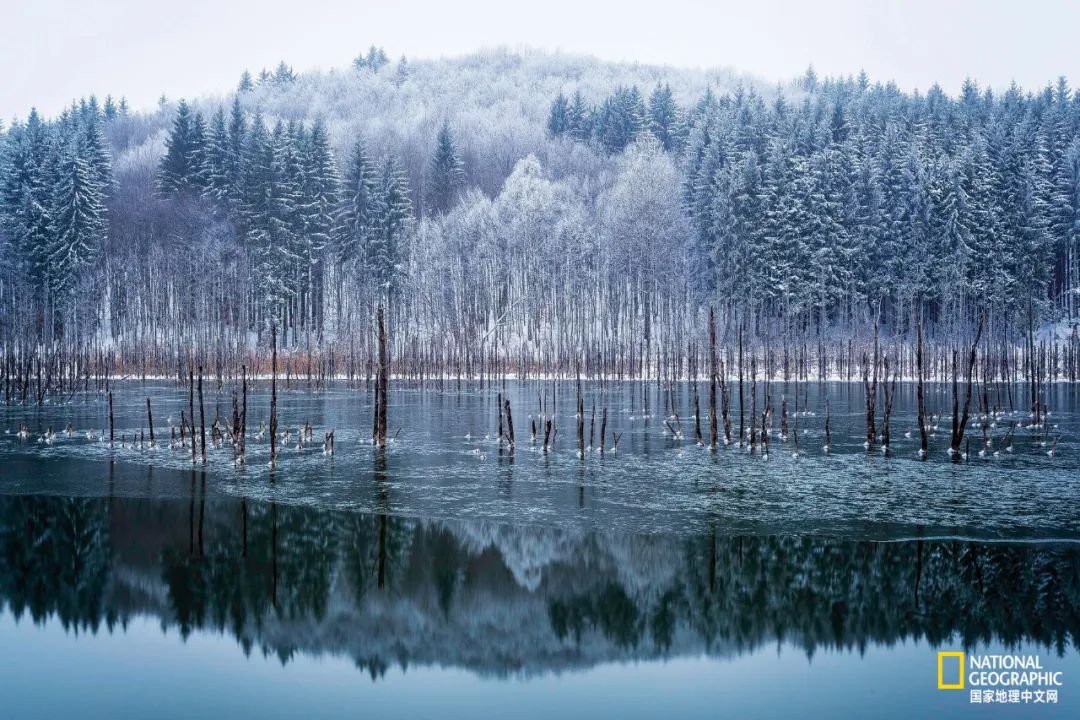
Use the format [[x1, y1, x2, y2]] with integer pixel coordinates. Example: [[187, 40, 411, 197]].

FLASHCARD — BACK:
[[1, 495, 1077, 679]]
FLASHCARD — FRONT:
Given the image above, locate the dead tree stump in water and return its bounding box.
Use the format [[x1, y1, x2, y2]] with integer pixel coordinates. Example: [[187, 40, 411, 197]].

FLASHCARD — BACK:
[[189, 368, 196, 465], [882, 355, 897, 453], [240, 365, 248, 461], [504, 398, 515, 447], [708, 307, 718, 449], [198, 366, 206, 464], [270, 325, 278, 466], [146, 397, 154, 447], [863, 322, 879, 451], [950, 313, 986, 456], [600, 405, 608, 455], [916, 309, 929, 458], [576, 379, 585, 457], [373, 304, 389, 448]]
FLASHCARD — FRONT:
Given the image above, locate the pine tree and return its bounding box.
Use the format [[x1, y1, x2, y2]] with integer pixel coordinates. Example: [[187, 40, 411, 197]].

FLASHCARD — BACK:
[[567, 91, 592, 142], [239, 110, 272, 240], [548, 93, 570, 136], [0, 110, 53, 293], [367, 46, 389, 71], [225, 97, 247, 209], [648, 83, 683, 152], [425, 120, 465, 215], [237, 70, 254, 93], [272, 62, 296, 85], [47, 134, 106, 305], [338, 138, 378, 269], [370, 155, 412, 295], [295, 119, 340, 329], [80, 110, 112, 190], [202, 106, 230, 205], [157, 100, 206, 195], [597, 86, 647, 153]]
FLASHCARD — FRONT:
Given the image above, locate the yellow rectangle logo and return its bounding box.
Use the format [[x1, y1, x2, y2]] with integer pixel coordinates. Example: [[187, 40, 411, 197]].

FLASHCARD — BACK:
[[938, 651, 965, 689]]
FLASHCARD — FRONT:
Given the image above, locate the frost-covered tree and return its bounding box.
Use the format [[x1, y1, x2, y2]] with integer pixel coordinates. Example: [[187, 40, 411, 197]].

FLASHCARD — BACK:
[[370, 155, 413, 296], [425, 121, 465, 216], [338, 138, 378, 270], [157, 100, 206, 195], [648, 83, 683, 152], [47, 134, 107, 307]]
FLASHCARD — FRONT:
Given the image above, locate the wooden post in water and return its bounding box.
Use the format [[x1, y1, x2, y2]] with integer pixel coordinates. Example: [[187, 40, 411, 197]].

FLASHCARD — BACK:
[[497, 392, 504, 444], [950, 313, 985, 455], [240, 365, 248, 461], [504, 398, 515, 447], [600, 405, 608, 455], [882, 355, 896, 453], [916, 308, 928, 457], [708, 307, 718, 449], [373, 304, 389, 448], [780, 396, 788, 441], [824, 398, 831, 453], [189, 368, 196, 465], [198, 366, 206, 464], [108, 391, 114, 446], [589, 398, 595, 449], [749, 357, 756, 454], [738, 322, 745, 447], [577, 379, 584, 458], [146, 396, 155, 446], [270, 325, 278, 466], [863, 322, 879, 451]]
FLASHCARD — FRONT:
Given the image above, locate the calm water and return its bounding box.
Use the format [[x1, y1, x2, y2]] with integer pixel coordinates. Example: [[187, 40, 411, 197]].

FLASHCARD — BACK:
[[0, 380, 1078, 718]]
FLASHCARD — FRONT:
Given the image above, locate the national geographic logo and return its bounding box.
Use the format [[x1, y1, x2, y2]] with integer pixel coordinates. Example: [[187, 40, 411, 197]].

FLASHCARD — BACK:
[[938, 651, 965, 690], [938, 651, 1063, 705]]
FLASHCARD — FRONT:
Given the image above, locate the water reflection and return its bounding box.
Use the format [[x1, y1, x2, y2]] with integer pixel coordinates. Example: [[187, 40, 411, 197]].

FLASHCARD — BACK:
[[1, 494, 1077, 678]]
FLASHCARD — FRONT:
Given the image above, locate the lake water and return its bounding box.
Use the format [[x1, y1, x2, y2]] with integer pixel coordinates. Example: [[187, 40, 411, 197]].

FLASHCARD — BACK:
[[0, 380, 1077, 718]]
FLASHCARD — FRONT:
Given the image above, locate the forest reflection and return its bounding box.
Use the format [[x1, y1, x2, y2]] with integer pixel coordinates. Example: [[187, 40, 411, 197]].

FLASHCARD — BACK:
[[1, 493, 1077, 679]]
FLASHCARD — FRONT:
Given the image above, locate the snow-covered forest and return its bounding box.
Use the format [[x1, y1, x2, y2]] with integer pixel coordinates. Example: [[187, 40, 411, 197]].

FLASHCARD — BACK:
[[1, 48, 1079, 382]]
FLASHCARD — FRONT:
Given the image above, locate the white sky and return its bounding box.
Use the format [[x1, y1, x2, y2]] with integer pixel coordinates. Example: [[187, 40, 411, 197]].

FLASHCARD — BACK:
[[4, 0, 1079, 120]]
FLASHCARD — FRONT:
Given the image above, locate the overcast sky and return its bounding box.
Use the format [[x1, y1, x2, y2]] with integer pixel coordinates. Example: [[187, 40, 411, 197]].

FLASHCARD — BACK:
[[4, 0, 1079, 120]]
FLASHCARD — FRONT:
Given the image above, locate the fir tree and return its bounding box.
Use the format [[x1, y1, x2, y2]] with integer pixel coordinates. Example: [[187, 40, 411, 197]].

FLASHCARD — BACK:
[[548, 93, 570, 136], [47, 135, 106, 305], [370, 155, 412, 295], [157, 100, 205, 195], [648, 83, 682, 152], [338, 138, 379, 268], [425, 121, 465, 215]]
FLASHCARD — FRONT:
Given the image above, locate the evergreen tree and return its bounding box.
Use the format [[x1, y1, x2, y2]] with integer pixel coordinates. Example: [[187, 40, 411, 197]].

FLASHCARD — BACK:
[[202, 107, 230, 205], [0, 110, 53, 293], [157, 100, 206, 195], [548, 93, 570, 136], [425, 121, 465, 215], [395, 56, 409, 85], [47, 134, 106, 306], [272, 62, 297, 85], [597, 86, 647, 153], [567, 91, 592, 142], [338, 138, 379, 269], [370, 155, 412, 295], [295, 119, 340, 329], [648, 83, 682, 152]]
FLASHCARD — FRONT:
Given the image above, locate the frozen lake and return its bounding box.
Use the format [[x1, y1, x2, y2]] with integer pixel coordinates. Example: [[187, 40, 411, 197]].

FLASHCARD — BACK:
[[0, 380, 1078, 717]]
